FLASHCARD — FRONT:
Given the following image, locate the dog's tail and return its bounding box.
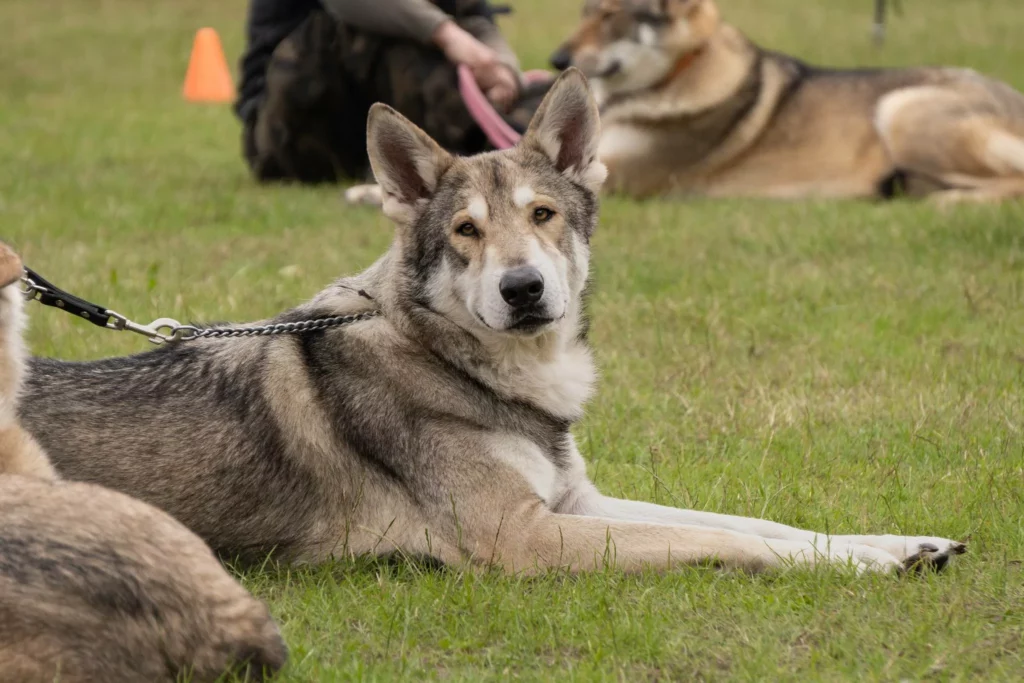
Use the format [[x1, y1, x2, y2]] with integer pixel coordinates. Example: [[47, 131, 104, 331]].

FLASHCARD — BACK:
[[0, 242, 55, 480]]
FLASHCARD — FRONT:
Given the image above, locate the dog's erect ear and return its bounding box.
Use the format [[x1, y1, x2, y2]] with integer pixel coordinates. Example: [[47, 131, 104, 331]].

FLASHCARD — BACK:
[[366, 103, 454, 224], [521, 68, 606, 193]]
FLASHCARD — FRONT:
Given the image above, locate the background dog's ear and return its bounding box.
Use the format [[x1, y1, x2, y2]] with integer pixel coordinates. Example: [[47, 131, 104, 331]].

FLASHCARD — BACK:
[[366, 104, 454, 224], [521, 68, 607, 193]]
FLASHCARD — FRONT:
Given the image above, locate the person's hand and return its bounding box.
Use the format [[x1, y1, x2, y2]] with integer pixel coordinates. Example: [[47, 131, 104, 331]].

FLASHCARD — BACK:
[[481, 73, 517, 113], [432, 20, 519, 112]]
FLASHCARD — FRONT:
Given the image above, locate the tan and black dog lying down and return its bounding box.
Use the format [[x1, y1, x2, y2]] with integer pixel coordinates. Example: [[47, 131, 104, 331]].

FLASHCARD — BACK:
[[0, 245, 286, 682], [22, 71, 964, 579], [550, 0, 1024, 202]]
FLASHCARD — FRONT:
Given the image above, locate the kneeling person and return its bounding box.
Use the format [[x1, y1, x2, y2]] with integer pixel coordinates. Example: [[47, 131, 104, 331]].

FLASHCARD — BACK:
[[237, 0, 529, 182]]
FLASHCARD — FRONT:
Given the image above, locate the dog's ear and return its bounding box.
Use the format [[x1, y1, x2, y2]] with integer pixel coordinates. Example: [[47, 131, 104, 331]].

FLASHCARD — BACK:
[[521, 68, 606, 193], [366, 104, 454, 224]]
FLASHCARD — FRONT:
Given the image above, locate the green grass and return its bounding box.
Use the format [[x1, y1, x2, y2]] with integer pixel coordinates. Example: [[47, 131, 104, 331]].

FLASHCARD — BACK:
[[4, 0, 1024, 679]]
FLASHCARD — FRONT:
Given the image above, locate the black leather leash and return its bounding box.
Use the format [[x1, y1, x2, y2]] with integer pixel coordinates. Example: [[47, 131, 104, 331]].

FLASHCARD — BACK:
[[21, 267, 128, 330]]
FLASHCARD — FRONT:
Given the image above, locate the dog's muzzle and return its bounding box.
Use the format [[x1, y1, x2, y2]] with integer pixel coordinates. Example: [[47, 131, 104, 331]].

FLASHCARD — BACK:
[[497, 266, 556, 333], [549, 47, 572, 72], [500, 266, 544, 309]]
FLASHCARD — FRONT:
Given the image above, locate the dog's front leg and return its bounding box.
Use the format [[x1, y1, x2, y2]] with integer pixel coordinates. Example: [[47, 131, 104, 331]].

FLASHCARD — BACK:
[[449, 498, 901, 575], [555, 439, 965, 570], [559, 482, 965, 570], [559, 479, 826, 539]]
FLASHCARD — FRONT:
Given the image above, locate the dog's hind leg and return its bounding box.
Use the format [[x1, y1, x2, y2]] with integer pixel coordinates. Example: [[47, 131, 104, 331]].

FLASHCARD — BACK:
[[875, 83, 1024, 203], [928, 176, 1024, 206], [0, 243, 56, 481]]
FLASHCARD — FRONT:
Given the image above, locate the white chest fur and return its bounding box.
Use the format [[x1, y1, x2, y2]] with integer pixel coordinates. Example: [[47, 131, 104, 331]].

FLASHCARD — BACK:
[[482, 339, 596, 421]]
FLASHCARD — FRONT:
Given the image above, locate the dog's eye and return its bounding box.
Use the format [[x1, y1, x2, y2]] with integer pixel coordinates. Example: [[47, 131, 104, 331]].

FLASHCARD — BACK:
[[455, 222, 479, 238], [533, 207, 555, 223]]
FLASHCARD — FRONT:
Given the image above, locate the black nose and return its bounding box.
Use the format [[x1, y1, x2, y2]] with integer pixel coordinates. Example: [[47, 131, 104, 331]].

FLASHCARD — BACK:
[[549, 47, 572, 72], [500, 267, 545, 308]]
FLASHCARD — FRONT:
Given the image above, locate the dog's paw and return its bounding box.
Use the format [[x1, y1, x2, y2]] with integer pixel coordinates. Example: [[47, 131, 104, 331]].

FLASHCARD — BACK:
[[901, 541, 967, 574], [775, 541, 903, 574], [843, 544, 905, 575], [837, 534, 966, 568], [344, 184, 384, 207]]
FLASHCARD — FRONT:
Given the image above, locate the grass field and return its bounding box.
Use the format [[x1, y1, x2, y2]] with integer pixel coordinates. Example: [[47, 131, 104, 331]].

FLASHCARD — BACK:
[[4, 0, 1024, 679]]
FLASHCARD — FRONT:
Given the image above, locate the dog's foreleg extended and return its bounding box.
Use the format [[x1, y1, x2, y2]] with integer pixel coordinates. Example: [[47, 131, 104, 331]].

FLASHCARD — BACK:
[[553, 439, 965, 571], [436, 468, 904, 576], [451, 498, 904, 575]]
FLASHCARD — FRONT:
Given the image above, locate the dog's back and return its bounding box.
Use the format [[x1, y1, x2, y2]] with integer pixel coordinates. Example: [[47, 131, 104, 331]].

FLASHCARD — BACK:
[[0, 244, 287, 682]]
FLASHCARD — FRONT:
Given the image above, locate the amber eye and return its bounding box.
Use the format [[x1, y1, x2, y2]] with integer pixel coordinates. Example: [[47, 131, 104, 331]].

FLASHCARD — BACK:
[[533, 207, 555, 223], [455, 222, 479, 238]]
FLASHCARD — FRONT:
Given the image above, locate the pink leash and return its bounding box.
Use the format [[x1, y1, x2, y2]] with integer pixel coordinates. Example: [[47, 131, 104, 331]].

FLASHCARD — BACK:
[[457, 65, 554, 150]]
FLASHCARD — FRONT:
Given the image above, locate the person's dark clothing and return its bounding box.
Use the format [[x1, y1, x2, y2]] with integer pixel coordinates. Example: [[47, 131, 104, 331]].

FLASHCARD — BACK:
[[235, 0, 540, 184]]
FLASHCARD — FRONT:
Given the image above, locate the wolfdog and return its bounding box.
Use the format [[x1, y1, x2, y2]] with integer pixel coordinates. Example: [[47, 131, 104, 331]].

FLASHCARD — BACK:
[[550, 0, 1024, 201], [0, 245, 285, 681], [22, 70, 964, 576]]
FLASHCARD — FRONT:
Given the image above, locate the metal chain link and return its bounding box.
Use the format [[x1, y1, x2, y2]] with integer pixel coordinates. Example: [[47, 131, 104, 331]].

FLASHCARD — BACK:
[[172, 311, 382, 342]]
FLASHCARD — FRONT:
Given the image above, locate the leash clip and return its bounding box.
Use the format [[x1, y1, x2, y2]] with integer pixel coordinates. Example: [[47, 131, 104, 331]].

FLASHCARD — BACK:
[[19, 274, 46, 302], [106, 312, 187, 345]]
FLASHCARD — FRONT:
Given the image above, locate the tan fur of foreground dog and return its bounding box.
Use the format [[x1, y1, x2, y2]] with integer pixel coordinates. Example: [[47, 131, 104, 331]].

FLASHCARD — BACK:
[[551, 0, 1024, 202], [0, 244, 286, 683]]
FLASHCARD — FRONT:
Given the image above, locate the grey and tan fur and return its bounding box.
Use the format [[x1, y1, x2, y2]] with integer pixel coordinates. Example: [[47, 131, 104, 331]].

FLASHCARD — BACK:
[[548, 0, 1024, 202], [22, 70, 964, 581], [0, 245, 285, 682]]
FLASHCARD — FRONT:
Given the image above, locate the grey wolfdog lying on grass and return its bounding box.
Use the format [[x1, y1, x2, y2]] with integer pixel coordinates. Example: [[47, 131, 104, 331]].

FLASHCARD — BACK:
[[22, 69, 964, 577], [0, 246, 285, 682]]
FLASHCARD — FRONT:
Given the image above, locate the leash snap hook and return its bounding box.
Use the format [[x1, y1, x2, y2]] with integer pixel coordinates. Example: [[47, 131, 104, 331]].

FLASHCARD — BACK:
[[107, 312, 187, 344], [18, 274, 45, 302]]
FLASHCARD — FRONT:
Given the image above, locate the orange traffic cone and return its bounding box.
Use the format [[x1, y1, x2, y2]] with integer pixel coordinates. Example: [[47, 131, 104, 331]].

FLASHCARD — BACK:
[[183, 28, 234, 103]]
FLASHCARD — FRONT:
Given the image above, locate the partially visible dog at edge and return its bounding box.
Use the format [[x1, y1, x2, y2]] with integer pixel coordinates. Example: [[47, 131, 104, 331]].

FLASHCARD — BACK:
[[0, 246, 285, 681], [21, 69, 965, 580], [549, 0, 1024, 201]]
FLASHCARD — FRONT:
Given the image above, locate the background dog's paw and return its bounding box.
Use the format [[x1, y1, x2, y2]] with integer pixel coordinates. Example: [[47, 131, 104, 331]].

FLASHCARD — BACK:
[[0, 243, 23, 289], [902, 541, 967, 574], [344, 184, 384, 207]]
